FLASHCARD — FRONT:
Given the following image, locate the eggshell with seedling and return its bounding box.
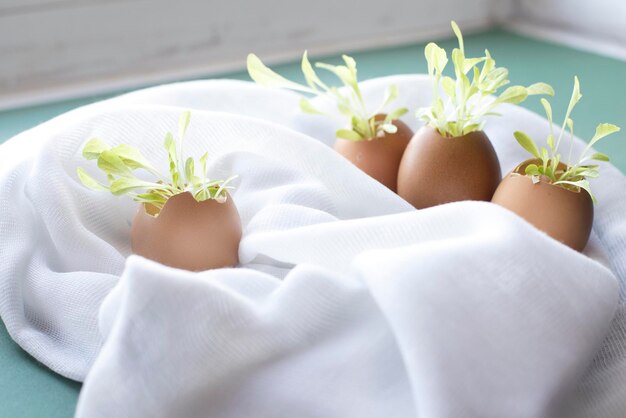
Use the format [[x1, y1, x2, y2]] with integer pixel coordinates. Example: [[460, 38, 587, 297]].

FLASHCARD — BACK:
[[492, 158, 593, 251], [131, 191, 242, 271], [334, 114, 413, 192], [397, 125, 501, 209]]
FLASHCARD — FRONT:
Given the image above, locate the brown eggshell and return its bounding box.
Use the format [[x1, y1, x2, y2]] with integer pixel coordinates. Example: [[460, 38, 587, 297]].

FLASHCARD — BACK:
[[334, 114, 413, 192], [492, 158, 593, 252], [131, 192, 242, 271], [397, 125, 501, 209]]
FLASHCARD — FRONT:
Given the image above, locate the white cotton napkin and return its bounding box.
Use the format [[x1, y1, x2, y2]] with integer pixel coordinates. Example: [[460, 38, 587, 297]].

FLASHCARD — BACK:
[[0, 76, 624, 418]]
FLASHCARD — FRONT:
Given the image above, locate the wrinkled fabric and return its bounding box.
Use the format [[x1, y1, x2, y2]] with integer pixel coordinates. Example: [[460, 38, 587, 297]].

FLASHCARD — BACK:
[[0, 76, 623, 417]]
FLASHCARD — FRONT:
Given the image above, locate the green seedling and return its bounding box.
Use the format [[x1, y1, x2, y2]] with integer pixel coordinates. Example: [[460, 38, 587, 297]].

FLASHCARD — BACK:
[[247, 52, 408, 141], [513, 76, 620, 202], [419, 21, 554, 137], [77, 111, 236, 215]]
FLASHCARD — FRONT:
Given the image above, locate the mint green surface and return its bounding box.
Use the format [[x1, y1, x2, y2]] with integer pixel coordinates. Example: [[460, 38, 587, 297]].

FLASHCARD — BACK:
[[0, 322, 80, 417], [0, 29, 625, 417]]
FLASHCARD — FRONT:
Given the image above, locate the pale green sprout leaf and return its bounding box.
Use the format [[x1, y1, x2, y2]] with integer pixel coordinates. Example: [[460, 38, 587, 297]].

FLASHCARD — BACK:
[[541, 147, 549, 163], [211, 175, 238, 203], [541, 98, 553, 123], [134, 192, 167, 205], [568, 76, 583, 113], [526, 82, 555, 96], [589, 123, 620, 148], [425, 43, 448, 75], [432, 98, 445, 119], [195, 189, 207, 202], [434, 46, 448, 73], [551, 153, 560, 174], [109, 177, 160, 196], [578, 123, 621, 165], [164, 133, 177, 167], [343, 55, 358, 76], [482, 68, 509, 93], [336, 101, 353, 117], [381, 85, 399, 110], [525, 164, 540, 176], [514, 131, 540, 159], [76, 167, 108, 191], [577, 167, 600, 178], [164, 132, 180, 187], [496, 86, 529, 105], [553, 76, 583, 153], [299, 98, 324, 115], [97, 151, 133, 177], [315, 63, 355, 92], [441, 76, 456, 99], [418, 21, 553, 137], [247, 54, 313, 94], [541, 98, 554, 151], [471, 67, 480, 88], [451, 49, 465, 78], [178, 111, 191, 141], [590, 152, 610, 162], [451, 21, 464, 53], [555, 179, 596, 203], [185, 157, 194, 184], [478, 51, 494, 80], [250, 51, 404, 141], [462, 123, 481, 135], [462, 57, 486, 74], [461, 72, 470, 96], [511, 77, 622, 204], [301, 51, 326, 90], [77, 112, 236, 214], [336, 129, 363, 141], [351, 116, 371, 138], [82, 138, 110, 160], [199, 152, 208, 178], [110, 144, 156, 172], [385, 107, 408, 123], [424, 43, 437, 76]]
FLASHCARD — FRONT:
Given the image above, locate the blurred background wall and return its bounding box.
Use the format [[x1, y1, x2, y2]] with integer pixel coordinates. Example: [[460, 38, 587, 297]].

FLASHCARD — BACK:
[[0, 0, 623, 111], [509, 0, 626, 60]]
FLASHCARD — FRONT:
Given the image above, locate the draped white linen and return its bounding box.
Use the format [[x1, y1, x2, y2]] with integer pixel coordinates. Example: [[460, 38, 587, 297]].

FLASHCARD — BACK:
[[0, 76, 624, 417]]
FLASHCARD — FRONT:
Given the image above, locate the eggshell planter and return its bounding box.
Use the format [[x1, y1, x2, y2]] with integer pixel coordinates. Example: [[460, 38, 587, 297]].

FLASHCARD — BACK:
[[334, 115, 413, 192], [131, 192, 242, 271], [492, 159, 593, 252], [397, 125, 502, 209]]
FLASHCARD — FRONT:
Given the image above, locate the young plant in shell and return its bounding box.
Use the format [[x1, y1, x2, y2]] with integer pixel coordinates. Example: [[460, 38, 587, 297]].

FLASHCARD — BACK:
[[492, 77, 621, 251], [397, 21, 554, 209], [247, 52, 413, 191], [77, 111, 242, 271]]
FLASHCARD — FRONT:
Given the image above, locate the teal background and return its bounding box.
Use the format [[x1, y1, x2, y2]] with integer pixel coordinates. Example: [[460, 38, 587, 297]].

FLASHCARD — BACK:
[[0, 29, 624, 417]]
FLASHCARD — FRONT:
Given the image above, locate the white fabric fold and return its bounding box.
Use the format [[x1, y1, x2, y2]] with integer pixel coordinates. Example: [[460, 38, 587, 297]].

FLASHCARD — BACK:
[[80, 202, 618, 418], [0, 76, 624, 417]]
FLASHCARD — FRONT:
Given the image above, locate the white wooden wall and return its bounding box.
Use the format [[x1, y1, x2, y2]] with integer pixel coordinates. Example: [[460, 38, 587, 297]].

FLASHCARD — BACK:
[[507, 0, 626, 61], [0, 0, 511, 110]]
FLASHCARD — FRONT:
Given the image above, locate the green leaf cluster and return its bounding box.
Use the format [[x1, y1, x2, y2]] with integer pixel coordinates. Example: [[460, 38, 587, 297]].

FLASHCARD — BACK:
[[77, 111, 236, 215], [247, 52, 408, 141], [418, 21, 554, 137], [513, 77, 621, 202]]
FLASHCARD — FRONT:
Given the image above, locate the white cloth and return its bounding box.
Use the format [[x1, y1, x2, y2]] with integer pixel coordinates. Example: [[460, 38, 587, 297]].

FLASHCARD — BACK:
[[0, 76, 624, 417]]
